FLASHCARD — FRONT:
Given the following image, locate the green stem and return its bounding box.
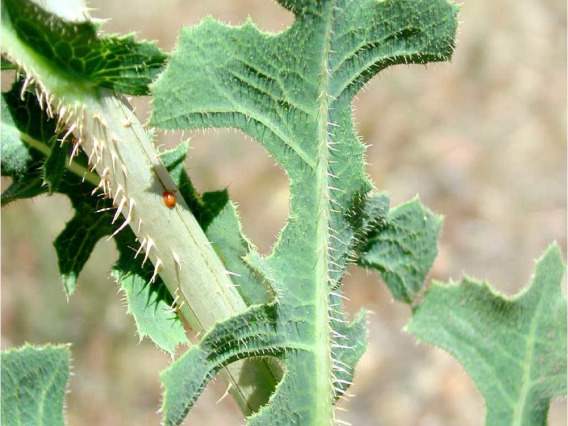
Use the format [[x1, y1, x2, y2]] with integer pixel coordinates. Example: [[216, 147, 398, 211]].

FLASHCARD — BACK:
[[2, 0, 278, 415], [19, 132, 100, 187]]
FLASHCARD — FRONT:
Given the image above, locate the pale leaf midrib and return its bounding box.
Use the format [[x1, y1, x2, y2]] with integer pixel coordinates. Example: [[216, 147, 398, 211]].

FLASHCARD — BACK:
[[313, 1, 337, 423], [513, 287, 546, 425]]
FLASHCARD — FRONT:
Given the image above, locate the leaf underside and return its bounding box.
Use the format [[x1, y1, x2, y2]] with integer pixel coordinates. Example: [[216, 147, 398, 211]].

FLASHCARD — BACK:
[[151, 0, 458, 424], [2, 0, 167, 95], [1, 344, 70, 426], [407, 244, 567, 425]]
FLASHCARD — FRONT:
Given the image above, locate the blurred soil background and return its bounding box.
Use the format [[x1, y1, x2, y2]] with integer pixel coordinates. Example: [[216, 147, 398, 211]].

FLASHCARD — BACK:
[[1, 0, 566, 425]]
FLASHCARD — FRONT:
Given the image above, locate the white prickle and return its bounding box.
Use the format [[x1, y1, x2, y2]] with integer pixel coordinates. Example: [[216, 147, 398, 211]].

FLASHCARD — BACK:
[[143, 237, 155, 265], [109, 200, 133, 239], [95, 206, 114, 213], [332, 364, 349, 375], [91, 173, 108, 196], [87, 143, 97, 165], [332, 358, 350, 370], [62, 123, 76, 143], [45, 94, 55, 118], [110, 150, 118, 172], [169, 295, 180, 311], [330, 290, 349, 301], [35, 87, 44, 110], [134, 237, 147, 259], [20, 75, 34, 100], [173, 251, 182, 271], [112, 183, 123, 202], [57, 107, 71, 131], [150, 258, 162, 283], [91, 137, 102, 164], [70, 139, 82, 161], [108, 216, 130, 240]]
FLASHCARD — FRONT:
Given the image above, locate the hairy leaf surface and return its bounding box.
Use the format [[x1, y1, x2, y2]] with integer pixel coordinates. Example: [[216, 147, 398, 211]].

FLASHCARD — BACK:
[[355, 195, 442, 303], [152, 0, 458, 423], [407, 244, 567, 425], [1, 344, 70, 426]]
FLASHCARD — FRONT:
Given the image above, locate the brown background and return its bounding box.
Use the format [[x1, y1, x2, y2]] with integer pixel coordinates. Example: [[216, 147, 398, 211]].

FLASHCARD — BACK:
[[2, 0, 566, 424]]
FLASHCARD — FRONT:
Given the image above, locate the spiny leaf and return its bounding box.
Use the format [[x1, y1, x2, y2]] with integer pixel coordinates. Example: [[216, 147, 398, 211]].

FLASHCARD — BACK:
[[407, 244, 567, 425], [42, 139, 68, 193], [151, 0, 458, 423], [1, 176, 46, 206], [162, 303, 287, 426], [1, 85, 57, 206], [356, 195, 442, 304], [1, 80, 56, 198], [2, 0, 166, 95], [113, 230, 190, 355], [53, 183, 115, 295], [1, 344, 70, 426], [329, 303, 367, 400], [0, 91, 43, 178], [2, 79, 104, 294]]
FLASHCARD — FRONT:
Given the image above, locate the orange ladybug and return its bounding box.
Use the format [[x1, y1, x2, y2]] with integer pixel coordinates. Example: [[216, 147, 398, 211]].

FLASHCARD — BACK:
[[162, 190, 176, 208]]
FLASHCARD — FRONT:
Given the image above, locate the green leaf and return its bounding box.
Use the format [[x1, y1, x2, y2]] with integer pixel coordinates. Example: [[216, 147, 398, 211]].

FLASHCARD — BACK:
[[356, 195, 442, 304], [1, 55, 17, 70], [1, 80, 54, 168], [42, 139, 69, 193], [206, 201, 272, 305], [162, 303, 286, 426], [1, 344, 70, 426], [329, 302, 368, 401], [1, 175, 45, 206], [53, 184, 115, 294], [0, 93, 38, 176], [2, 79, 103, 293], [2, 78, 81, 201], [1, 82, 53, 206], [407, 244, 567, 425], [151, 0, 458, 423], [113, 230, 190, 355], [2, 0, 166, 95], [55, 176, 189, 354]]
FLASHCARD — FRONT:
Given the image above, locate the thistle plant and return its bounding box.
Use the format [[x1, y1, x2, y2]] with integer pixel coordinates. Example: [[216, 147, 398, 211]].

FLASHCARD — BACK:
[[1, 0, 565, 425]]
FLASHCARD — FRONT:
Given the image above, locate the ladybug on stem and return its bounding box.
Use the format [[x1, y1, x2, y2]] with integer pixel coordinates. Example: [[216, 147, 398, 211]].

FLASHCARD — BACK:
[[162, 190, 176, 208]]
